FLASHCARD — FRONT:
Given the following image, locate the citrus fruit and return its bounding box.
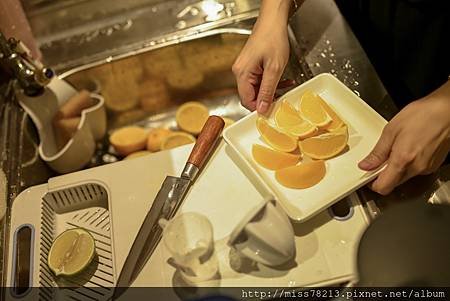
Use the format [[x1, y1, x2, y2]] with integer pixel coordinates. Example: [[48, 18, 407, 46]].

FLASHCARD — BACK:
[[274, 101, 317, 138], [316, 95, 345, 130], [110, 126, 148, 156], [222, 117, 235, 129], [124, 150, 152, 160], [146, 128, 172, 152], [48, 228, 95, 277], [275, 160, 326, 189], [256, 117, 298, 152], [176, 102, 209, 135], [299, 126, 348, 159], [252, 144, 301, 170], [299, 91, 332, 127], [161, 132, 196, 150]]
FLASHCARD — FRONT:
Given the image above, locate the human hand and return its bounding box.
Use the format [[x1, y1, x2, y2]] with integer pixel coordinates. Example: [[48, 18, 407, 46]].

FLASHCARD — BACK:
[[359, 82, 450, 195], [232, 0, 291, 114]]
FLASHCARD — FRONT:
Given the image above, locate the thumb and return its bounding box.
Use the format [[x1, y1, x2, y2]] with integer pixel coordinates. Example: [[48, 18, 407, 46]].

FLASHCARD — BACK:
[[256, 64, 283, 114], [359, 127, 395, 171]]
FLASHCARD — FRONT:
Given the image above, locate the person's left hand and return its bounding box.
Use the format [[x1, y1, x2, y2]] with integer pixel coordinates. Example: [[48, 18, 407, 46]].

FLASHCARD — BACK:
[[359, 82, 450, 195]]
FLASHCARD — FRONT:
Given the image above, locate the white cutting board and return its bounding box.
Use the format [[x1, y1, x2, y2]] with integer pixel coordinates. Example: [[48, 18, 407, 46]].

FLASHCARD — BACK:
[[89, 140, 371, 293]]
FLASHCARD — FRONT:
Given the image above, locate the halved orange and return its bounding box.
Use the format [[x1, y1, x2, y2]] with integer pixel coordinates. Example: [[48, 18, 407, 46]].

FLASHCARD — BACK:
[[256, 117, 298, 152], [161, 132, 196, 150], [316, 95, 345, 130], [274, 101, 317, 138], [299, 126, 348, 159], [275, 160, 326, 189], [299, 91, 332, 128], [175, 102, 209, 135], [252, 144, 301, 170]]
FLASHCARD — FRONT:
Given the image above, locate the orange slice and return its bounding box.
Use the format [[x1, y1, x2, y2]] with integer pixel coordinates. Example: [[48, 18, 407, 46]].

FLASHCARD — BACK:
[[252, 144, 301, 170], [316, 95, 345, 130], [176, 102, 209, 135], [275, 160, 326, 189], [256, 117, 298, 152], [299, 126, 348, 159], [146, 128, 172, 152], [161, 132, 196, 150], [299, 91, 332, 127], [222, 117, 235, 129], [274, 101, 317, 138]]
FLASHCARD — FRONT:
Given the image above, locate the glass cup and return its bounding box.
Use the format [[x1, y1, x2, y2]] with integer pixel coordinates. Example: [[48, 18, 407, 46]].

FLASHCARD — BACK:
[[159, 212, 219, 284]]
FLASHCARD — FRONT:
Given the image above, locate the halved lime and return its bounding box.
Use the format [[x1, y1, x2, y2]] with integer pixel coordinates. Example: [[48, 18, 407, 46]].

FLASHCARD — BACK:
[[48, 228, 96, 276]]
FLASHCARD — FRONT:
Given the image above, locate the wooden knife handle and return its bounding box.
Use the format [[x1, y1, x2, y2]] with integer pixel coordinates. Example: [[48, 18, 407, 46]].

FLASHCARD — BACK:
[[187, 115, 225, 169]]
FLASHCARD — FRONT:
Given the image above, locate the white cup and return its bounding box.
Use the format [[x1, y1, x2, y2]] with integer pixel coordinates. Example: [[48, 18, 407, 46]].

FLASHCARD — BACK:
[[228, 196, 296, 266]]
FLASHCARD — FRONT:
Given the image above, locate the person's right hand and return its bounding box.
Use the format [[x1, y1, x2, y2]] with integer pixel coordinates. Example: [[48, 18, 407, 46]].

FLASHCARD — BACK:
[[232, 5, 290, 114]]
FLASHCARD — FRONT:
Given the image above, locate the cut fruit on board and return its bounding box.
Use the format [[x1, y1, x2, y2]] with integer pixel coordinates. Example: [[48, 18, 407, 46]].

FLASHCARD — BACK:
[[175, 101, 209, 135], [275, 101, 317, 138], [299, 126, 349, 160], [47, 228, 95, 277], [275, 160, 326, 189], [252, 144, 301, 170], [161, 132, 196, 150], [299, 91, 332, 128], [256, 117, 298, 152]]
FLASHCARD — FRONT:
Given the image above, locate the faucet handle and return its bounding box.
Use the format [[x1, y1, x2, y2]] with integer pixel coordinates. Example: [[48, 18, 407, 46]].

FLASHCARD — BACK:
[[0, 32, 54, 96]]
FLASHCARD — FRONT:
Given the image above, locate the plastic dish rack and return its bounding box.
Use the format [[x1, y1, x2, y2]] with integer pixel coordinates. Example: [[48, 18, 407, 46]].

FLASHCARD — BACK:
[[6, 181, 115, 300]]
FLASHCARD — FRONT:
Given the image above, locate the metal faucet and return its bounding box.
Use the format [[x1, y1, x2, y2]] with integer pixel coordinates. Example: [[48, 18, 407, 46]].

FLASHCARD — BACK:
[[0, 32, 53, 96]]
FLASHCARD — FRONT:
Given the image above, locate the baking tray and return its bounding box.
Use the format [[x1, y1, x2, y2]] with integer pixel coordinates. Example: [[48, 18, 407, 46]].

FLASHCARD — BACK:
[[223, 73, 387, 222]]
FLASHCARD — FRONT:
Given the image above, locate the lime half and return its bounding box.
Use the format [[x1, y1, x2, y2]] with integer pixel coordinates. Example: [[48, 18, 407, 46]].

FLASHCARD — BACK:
[[48, 228, 96, 276]]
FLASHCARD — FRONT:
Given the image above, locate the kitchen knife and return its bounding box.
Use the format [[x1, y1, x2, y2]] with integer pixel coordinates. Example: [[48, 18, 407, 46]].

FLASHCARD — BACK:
[[114, 115, 224, 293]]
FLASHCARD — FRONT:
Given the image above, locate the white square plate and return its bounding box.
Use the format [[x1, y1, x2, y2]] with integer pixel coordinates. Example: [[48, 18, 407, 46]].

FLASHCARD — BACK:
[[223, 73, 387, 222]]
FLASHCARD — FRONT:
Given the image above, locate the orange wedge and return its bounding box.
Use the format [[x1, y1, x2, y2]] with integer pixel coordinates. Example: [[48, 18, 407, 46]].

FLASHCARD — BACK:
[[256, 117, 298, 152], [299, 126, 348, 159], [252, 144, 301, 170], [275, 160, 326, 189], [274, 101, 317, 138], [315, 95, 345, 130], [299, 91, 332, 128]]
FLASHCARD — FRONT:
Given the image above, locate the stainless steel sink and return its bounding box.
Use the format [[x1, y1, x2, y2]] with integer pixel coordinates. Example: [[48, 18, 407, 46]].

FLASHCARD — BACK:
[[58, 29, 308, 166]]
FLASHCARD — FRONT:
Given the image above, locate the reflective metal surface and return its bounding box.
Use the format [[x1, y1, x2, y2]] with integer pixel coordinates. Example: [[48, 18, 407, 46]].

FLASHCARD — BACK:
[[25, 0, 261, 72], [60, 30, 303, 166]]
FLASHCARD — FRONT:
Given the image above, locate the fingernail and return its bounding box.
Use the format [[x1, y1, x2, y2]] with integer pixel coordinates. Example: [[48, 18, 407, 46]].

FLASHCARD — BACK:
[[257, 101, 269, 113]]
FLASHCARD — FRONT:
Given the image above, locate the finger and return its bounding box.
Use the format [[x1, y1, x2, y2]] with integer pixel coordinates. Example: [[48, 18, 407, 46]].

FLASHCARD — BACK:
[[236, 77, 257, 111], [256, 64, 283, 114], [370, 141, 416, 195], [370, 159, 407, 195], [358, 125, 396, 171]]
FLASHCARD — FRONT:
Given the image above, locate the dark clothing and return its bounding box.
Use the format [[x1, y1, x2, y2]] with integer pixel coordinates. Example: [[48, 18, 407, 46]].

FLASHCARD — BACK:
[[335, 0, 449, 108]]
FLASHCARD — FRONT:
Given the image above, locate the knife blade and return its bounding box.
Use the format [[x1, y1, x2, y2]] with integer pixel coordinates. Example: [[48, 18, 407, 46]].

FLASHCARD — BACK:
[[114, 115, 224, 294]]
